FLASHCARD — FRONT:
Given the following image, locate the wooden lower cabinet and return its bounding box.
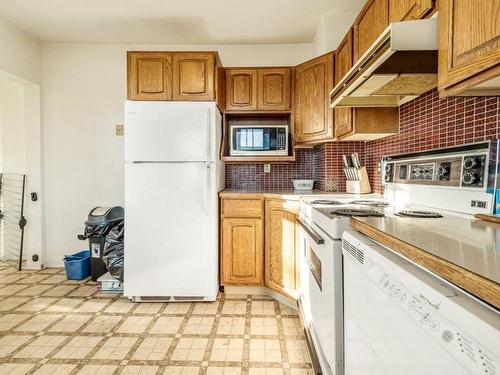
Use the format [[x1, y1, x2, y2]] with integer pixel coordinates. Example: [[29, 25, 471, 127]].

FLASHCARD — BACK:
[[264, 200, 300, 299], [220, 197, 300, 299], [221, 217, 264, 285]]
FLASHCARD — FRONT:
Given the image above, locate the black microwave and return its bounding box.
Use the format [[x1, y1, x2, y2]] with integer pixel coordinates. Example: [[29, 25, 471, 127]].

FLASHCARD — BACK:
[[229, 125, 289, 156]]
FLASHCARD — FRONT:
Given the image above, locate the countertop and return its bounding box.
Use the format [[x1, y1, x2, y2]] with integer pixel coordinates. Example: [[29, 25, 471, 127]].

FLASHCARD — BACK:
[[219, 189, 382, 200], [351, 215, 500, 309]]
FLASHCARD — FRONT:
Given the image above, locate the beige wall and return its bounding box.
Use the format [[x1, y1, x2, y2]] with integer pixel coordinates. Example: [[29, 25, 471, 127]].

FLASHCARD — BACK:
[[0, 17, 43, 85]]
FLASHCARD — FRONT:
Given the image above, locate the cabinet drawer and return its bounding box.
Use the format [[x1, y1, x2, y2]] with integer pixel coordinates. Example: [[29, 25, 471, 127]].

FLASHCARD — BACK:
[[222, 199, 263, 218]]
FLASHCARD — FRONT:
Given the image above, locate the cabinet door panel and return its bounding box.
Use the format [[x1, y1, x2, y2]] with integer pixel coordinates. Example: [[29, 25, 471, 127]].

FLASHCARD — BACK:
[[221, 218, 263, 285], [334, 29, 354, 138], [389, 0, 433, 22], [439, 0, 500, 95], [258, 68, 291, 111], [265, 200, 299, 298], [225, 69, 258, 111], [128, 52, 172, 100], [294, 53, 334, 143], [172, 53, 215, 101], [354, 0, 389, 61]]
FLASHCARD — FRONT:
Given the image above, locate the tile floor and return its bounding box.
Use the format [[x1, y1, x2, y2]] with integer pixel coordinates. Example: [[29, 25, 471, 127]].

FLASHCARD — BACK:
[[0, 261, 312, 375]]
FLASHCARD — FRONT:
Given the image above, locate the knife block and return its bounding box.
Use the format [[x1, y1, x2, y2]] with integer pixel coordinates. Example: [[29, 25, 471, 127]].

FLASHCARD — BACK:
[[346, 167, 371, 194]]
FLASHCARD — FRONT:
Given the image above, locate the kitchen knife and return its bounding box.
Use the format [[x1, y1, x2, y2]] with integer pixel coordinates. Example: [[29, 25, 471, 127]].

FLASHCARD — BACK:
[[342, 155, 349, 168], [351, 153, 361, 169]]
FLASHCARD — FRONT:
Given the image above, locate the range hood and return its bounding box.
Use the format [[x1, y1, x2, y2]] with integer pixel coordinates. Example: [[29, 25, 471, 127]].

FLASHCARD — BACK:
[[330, 17, 438, 108]]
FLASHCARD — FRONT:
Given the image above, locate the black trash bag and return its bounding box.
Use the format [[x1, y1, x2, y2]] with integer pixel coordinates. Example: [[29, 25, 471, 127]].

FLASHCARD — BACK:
[[102, 222, 124, 283]]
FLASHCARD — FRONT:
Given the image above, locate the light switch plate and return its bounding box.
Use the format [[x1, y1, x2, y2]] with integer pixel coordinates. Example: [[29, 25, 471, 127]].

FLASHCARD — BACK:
[[116, 124, 124, 136], [264, 164, 271, 173]]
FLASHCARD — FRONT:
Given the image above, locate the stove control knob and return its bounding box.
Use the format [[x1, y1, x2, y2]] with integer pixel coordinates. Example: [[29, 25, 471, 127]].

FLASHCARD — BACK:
[[437, 165, 449, 177], [463, 157, 477, 170], [462, 172, 477, 185]]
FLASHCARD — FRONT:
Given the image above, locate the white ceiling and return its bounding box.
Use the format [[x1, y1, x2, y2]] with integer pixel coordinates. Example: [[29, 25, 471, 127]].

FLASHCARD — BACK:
[[0, 0, 365, 44]]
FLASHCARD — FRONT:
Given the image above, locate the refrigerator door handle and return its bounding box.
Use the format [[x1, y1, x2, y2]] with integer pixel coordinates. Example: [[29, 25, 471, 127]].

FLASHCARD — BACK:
[[204, 162, 214, 215], [206, 108, 212, 161]]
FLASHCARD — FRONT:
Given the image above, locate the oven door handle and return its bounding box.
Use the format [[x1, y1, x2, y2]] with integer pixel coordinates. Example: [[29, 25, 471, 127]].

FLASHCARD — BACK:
[[296, 218, 324, 245]]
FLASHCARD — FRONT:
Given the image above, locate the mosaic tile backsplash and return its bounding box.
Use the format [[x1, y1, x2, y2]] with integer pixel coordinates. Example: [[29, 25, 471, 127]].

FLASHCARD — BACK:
[[366, 90, 500, 193], [224, 149, 314, 190], [224, 89, 500, 193]]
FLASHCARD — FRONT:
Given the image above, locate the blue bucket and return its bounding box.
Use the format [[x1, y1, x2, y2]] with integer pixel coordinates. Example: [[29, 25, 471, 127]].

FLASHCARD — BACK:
[[63, 250, 91, 280]]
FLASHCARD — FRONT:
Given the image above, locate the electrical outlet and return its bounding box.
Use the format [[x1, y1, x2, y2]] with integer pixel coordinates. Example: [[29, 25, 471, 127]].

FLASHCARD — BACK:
[[264, 164, 271, 173], [116, 124, 124, 136]]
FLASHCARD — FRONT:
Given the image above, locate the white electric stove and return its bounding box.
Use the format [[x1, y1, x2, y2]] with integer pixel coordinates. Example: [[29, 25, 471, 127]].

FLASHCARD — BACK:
[[297, 195, 389, 375], [298, 140, 500, 375]]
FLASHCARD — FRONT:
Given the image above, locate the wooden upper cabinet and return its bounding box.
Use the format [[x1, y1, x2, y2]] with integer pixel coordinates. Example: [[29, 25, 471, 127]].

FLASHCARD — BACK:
[[388, 0, 434, 22], [265, 200, 299, 299], [221, 217, 263, 285], [354, 0, 390, 61], [439, 0, 500, 96], [257, 68, 291, 111], [335, 30, 354, 139], [225, 68, 291, 111], [225, 69, 258, 111], [128, 52, 173, 101], [172, 52, 215, 101], [294, 52, 334, 143]]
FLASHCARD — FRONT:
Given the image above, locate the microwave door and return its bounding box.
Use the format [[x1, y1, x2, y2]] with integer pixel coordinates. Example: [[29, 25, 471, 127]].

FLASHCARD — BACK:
[[230, 126, 288, 156]]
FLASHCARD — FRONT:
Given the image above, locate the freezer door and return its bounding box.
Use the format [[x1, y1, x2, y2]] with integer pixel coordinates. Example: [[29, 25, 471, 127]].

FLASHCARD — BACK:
[[124, 162, 219, 298], [124, 101, 219, 162]]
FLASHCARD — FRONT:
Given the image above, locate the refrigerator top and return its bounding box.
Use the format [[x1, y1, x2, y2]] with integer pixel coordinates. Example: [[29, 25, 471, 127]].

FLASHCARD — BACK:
[[124, 101, 221, 163]]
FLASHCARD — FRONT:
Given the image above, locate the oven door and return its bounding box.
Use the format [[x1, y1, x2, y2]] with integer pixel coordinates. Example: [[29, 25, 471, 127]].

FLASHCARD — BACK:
[[297, 217, 343, 375]]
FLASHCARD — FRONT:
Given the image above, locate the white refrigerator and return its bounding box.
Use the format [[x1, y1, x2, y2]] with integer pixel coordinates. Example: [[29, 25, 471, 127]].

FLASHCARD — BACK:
[[124, 101, 224, 301]]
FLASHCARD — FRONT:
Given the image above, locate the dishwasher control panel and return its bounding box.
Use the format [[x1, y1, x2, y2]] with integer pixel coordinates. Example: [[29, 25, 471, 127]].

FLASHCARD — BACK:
[[374, 270, 498, 375]]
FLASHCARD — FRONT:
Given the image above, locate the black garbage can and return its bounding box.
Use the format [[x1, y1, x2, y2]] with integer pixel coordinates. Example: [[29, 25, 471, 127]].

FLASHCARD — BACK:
[[77, 206, 124, 281]]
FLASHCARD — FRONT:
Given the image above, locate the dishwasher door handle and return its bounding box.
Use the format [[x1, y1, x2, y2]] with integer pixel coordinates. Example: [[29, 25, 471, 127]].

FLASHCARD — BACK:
[[297, 218, 324, 245]]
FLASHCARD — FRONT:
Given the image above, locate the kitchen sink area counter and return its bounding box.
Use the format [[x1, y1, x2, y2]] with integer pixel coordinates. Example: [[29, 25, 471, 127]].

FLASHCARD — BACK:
[[351, 216, 500, 310]]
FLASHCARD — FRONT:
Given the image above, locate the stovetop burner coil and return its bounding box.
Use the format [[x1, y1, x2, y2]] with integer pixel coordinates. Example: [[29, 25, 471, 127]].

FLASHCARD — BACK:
[[331, 208, 385, 217], [310, 200, 343, 205], [395, 210, 443, 218]]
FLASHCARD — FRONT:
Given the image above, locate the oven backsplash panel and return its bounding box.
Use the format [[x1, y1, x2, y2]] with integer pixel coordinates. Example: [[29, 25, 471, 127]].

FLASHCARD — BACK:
[[224, 90, 500, 193]]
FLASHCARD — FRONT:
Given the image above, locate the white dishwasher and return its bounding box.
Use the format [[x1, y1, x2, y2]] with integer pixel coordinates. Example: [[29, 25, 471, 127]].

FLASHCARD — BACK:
[[342, 231, 500, 375]]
